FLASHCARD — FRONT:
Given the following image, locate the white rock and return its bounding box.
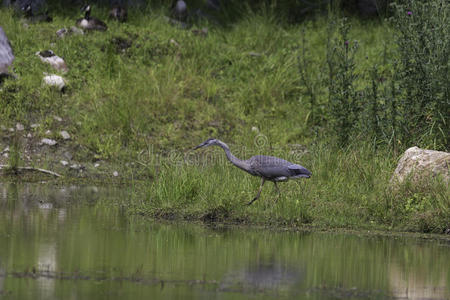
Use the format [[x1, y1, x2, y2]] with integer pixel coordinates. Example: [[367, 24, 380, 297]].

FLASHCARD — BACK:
[[391, 146, 449, 185], [60, 130, 70, 140], [60, 160, 69, 166], [41, 138, 57, 146], [45, 130, 52, 135], [16, 123, 24, 131], [70, 164, 80, 170], [54, 116, 63, 122], [94, 163, 100, 168], [170, 39, 180, 47], [70, 26, 84, 35], [113, 171, 119, 177], [8, 128, 14, 132], [36, 50, 68, 73], [251, 126, 259, 133], [43, 74, 66, 91], [27, 133, 32, 138], [56, 28, 68, 38], [3, 146, 9, 153], [30, 123, 40, 129]]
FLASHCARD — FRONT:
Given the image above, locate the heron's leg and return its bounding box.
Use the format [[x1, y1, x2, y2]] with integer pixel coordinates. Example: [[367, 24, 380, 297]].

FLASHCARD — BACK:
[[247, 178, 265, 206], [273, 181, 281, 202]]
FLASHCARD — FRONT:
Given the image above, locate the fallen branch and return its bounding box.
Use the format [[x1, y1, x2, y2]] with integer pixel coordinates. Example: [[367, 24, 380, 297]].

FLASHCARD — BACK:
[[0, 165, 61, 178]]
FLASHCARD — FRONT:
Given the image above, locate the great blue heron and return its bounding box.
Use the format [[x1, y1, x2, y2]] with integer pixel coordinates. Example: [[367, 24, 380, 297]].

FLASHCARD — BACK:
[[194, 138, 311, 205]]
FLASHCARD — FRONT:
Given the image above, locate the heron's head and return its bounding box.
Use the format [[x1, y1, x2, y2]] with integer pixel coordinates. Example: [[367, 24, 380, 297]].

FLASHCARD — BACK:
[[193, 138, 219, 150]]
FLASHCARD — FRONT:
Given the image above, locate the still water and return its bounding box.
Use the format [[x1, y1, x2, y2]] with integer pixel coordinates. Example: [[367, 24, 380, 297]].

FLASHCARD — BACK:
[[0, 183, 449, 300]]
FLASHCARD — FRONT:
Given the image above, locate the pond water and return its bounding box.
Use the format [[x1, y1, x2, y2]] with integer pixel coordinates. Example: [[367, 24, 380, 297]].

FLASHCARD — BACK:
[[0, 183, 449, 300]]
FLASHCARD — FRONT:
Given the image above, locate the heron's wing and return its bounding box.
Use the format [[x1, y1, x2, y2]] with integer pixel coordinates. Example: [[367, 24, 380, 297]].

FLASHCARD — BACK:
[[249, 156, 311, 179], [288, 164, 311, 178], [0, 27, 14, 73], [249, 156, 294, 179]]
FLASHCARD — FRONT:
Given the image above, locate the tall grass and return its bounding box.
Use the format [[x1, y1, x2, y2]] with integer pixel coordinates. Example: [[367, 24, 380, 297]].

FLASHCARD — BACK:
[[129, 141, 448, 233]]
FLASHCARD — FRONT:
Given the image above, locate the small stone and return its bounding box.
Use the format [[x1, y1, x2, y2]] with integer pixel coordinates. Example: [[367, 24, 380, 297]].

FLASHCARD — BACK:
[[60, 130, 70, 140], [45, 130, 52, 135], [30, 123, 40, 129], [3, 146, 9, 153], [192, 27, 208, 37], [27, 133, 32, 138], [16, 123, 24, 131], [113, 171, 119, 177], [60, 160, 69, 166], [41, 138, 57, 146], [8, 128, 14, 132], [54, 116, 63, 122], [63, 152, 73, 160], [56, 28, 68, 38], [70, 26, 84, 35], [248, 51, 262, 57], [170, 39, 180, 47], [43, 74, 66, 91], [3, 153, 8, 158], [251, 126, 259, 133], [94, 163, 100, 168], [70, 164, 80, 170]]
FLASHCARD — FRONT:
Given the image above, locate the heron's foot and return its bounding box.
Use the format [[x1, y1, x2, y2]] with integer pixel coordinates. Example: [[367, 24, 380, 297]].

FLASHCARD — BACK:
[[247, 197, 258, 206]]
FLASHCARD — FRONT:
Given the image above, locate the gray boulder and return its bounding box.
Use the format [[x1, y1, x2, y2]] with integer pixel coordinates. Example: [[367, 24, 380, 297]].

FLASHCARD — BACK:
[[0, 27, 14, 75], [391, 146, 449, 185]]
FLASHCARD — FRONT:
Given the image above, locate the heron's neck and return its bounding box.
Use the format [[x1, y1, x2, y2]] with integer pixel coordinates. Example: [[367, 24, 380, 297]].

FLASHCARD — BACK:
[[216, 141, 250, 172]]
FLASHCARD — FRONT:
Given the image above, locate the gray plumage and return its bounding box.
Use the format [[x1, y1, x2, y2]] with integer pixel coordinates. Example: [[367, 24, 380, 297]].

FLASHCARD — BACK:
[[0, 26, 14, 75], [194, 138, 311, 205]]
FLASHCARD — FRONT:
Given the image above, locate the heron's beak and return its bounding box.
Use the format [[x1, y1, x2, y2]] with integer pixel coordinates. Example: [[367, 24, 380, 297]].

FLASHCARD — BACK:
[[193, 143, 204, 150]]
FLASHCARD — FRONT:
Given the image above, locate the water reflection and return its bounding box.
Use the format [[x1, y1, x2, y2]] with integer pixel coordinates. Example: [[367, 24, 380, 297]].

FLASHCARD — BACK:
[[0, 183, 449, 300], [389, 262, 449, 300], [220, 260, 303, 295]]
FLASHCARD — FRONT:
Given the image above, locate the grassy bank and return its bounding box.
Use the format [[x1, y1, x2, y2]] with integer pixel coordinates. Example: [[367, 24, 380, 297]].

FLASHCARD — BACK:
[[127, 143, 448, 233], [0, 3, 448, 233]]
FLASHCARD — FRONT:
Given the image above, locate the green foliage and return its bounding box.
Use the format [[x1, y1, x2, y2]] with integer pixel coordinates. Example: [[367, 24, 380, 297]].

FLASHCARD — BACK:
[[326, 17, 361, 146], [390, 0, 449, 149], [0, 2, 447, 233]]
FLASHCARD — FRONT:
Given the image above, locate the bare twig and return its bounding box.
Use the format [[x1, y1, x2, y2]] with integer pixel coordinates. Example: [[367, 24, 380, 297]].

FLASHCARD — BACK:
[[0, 165, 61, 177]]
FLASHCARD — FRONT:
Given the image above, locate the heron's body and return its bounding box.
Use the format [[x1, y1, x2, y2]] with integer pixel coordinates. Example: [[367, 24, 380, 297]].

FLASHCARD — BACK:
[[194, 139, 311, 205], [245, 155, 311, 181], [76, 5, 107, 31]]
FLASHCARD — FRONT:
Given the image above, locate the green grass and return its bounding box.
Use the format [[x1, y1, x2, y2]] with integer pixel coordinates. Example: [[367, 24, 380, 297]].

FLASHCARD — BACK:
[[0, 5, 448, 233]]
